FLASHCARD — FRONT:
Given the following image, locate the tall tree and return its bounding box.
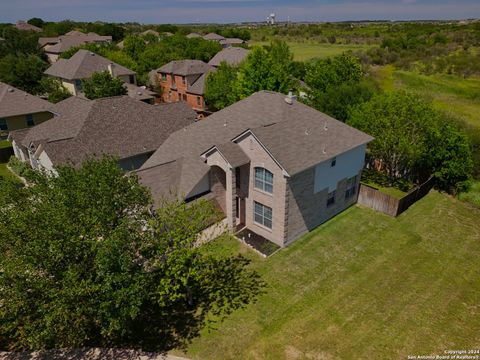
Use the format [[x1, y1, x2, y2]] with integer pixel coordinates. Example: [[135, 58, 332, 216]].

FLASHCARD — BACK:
[[0, 54, 47, 94], [205, 62, 238, 111], [82, 71, 127, 100], [0, 157, 263, 351]]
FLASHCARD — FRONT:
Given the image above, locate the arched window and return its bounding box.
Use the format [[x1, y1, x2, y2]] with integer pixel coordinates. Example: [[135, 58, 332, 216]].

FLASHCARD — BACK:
[[254, 167, 273, 193]]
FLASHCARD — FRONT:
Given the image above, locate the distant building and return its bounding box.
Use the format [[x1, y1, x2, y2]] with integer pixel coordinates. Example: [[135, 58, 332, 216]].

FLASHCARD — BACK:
[[208, 47, 250, 67], [38, 32, 112, 63], [44, 50, 155, 104], [187, 32, 202, 38], [15, 20, 42, 32], [153, 60, 215, 117]]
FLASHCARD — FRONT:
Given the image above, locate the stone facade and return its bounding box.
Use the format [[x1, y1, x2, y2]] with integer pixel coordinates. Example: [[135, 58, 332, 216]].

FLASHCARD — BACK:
[[285, 168, 362, 245]]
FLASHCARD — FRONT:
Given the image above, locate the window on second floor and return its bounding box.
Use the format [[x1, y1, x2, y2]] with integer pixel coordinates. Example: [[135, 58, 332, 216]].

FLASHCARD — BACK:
[[26, 114, 34, 127], [197, 96, 201, 106], [129, 75, 135, 84], [254, 167, 273, 193], [345, 175, 358, 199], [330, 157, 336, 167], [161, 73, 167, 81], [182, 76, 186, 85], [74, 79, 83, 91], [327, 189, 336, 207], [0, 118, 7, 131]]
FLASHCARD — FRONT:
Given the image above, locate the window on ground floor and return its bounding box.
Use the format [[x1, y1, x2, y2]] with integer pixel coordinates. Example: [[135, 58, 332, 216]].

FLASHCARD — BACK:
[[0, 118, 7, 131], [327, 189, 336, 207], [345, 175, 358, 199], [254, 167, 273, 194], [26, 114, 34, 127], [254, 201, 272, 229]]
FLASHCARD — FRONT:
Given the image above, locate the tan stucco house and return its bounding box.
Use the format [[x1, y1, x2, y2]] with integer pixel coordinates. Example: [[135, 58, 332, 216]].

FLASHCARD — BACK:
[[44, 50, 155, 104], [0, 82, 54, 139], [9, 96, 195, 173], [137, 91, 373, 247]]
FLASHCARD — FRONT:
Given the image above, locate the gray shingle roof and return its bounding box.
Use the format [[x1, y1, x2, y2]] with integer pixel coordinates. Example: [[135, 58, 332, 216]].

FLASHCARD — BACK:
[[45, 50, 135, 80], [124, 83, 156, 102], [0, 82, 53, 118], [186, 69, 215, 96], [137, 91, 373, 203], [208, 47, 250, 67], [157, 60, 213, 76], [40, 33, 112, 54], [215, 142, 250, 168], [186, 33, 201, 38], [15, 21, 42, 32], [22, 96, 196, 166], [203, 33, 225, 41]]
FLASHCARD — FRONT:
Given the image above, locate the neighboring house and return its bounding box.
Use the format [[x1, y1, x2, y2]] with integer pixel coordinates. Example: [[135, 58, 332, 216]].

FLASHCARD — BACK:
[[202, 33, 246, 48], [38, 32, 112, 62], [15, 20, 42, 32], [140, 29, 160, 37], [137, 91, 373, 247], [208, 47, 250, 67], [9, 96, 196, 173], [44, 49, 154, 103], [154, 60, 215, 116], [0, 82, 54, 139], [187, 32, 202, 38]]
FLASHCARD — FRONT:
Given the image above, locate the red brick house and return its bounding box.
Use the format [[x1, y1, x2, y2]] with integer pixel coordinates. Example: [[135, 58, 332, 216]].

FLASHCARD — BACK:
[[153, 60, 214, 117]]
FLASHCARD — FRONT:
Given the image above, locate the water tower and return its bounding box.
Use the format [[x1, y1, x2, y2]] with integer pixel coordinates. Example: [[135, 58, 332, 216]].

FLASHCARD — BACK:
[[267, 13, 276, 25]]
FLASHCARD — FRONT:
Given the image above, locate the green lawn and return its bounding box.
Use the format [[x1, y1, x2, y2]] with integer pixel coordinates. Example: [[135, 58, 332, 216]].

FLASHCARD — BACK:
[[372, 66, 480, 128], [0, 163, 20, 183], [459, 180, 480, 209], [361, 181, 407, 199], [250, 41, 375, 61], [182, 191, 480, 359], [0, 140, 12, 149]]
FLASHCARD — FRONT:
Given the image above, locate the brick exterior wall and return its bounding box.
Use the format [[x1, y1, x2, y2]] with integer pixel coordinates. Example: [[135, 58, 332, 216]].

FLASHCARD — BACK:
[[285, 168, 362, 245], [158, 72, 206, 113], [210, 165, 227, 214]]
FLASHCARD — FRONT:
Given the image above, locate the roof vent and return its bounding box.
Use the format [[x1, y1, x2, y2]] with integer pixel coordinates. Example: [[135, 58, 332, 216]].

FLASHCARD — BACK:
[[89, 52, 95, 56], [284, 90, 296, 105], [7, 88, 14, 93], [305, 129, 309, 135], [322, 144, 327, 154], [324, 120, 328, 131]]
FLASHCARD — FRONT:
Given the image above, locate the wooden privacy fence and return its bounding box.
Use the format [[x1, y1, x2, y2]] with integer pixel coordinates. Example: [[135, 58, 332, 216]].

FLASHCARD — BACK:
[[357, 177, 435, 217]]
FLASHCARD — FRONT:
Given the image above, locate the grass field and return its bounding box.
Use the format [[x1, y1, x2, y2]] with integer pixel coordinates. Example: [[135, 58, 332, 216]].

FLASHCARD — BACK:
[[372, 66, 480, 128], [459, 180, 480, 209], [182, 191, 480, 359], [250, 41, 374, 61]]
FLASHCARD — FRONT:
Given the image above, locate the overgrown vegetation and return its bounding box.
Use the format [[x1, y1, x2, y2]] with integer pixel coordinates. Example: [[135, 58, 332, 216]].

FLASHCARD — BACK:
[[83, 71, 128, 100], [0, 157, 263, 352]]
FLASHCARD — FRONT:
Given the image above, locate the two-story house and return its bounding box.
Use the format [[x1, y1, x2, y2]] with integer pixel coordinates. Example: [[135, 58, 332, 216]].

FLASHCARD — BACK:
[[0, 82, 54, 139], [137, 91, 373, 247], [44, 50, 155, 103], [154, 60, 215, 117]]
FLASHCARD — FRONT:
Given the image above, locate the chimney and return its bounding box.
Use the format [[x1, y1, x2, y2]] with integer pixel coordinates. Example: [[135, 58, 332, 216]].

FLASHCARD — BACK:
[[107, 63, 115, 77]]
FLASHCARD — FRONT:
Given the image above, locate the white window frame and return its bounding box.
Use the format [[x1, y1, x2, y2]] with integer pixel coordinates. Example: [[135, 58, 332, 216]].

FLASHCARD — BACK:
[[254, 167, 273, 194], [254, 201, 272, 229]]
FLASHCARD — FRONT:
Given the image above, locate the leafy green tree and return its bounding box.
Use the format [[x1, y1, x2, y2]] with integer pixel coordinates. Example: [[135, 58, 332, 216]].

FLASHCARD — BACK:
[[348, 91, 473, 191], [309, 81, 375, 122], [27, 18, 44, 29], [0, 54, 47, 94], [83, 71, 127, 100], [205, 62, 238, 110], [305, 53, 363, 94], [123, 35, 146, 60], [234, 41, 294, 99], [40, 77, 72, 103], [0, 157, 263, 351]]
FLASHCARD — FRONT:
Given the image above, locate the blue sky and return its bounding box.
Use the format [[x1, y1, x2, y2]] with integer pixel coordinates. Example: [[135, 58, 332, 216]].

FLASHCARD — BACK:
[[1, 0, 479, 24]]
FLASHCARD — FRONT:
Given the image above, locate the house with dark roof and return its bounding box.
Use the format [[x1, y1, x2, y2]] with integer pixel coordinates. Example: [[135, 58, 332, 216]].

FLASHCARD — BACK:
[[153, 59, 215, 117], [9, 96, 196, 172], [39, 32, 112, 63], [44, 50, 155, 104], [137, 91, 373, 247], [0, 82, 54, 139], [208, 47, 250, 67]]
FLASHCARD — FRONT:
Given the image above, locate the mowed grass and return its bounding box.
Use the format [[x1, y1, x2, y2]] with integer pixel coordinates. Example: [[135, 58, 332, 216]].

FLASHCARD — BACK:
[[0, 163, 20, 183], [250, 41, 374, 61], [183, 191, 480, 359], [372, 66, 480, 128], [459, 180, 480, 209]]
